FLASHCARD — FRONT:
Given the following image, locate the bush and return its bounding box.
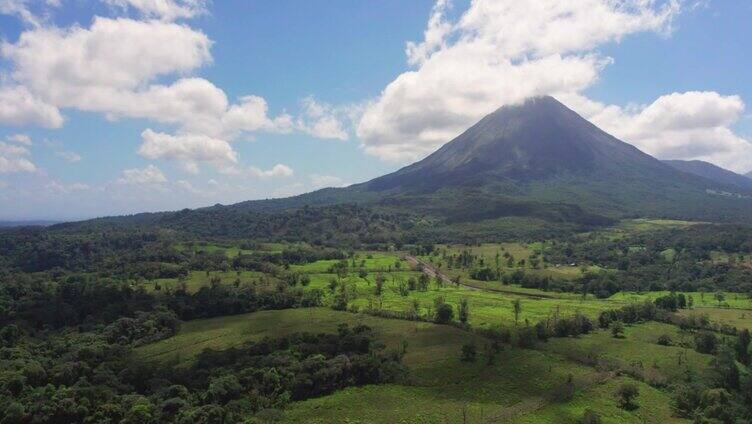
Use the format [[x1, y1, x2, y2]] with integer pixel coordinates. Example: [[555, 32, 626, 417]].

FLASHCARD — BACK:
[[694, 332, 717, 354], [610, 321, 625, 339], [615, 382, 639, 410], [460, 342, 476, 362], [581, 408, 602, 424], [657, 334, 672, 346]]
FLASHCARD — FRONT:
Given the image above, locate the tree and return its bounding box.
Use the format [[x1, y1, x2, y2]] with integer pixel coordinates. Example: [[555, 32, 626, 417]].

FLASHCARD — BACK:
[[711, 346, 740, 390], [615, 382, 639, 410], [714, 291, 725, 307], [458, 297, 469, 324], [736, 329, 751, 366], [610, 321, 625, 339], [461, 342, 476, 362], [512, 299, 522, 326], [374, 273, 385, 296], [434, 297, 454, 324]]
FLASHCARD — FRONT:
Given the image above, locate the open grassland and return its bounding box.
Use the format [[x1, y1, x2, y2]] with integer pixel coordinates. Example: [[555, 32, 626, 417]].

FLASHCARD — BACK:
[[609, 291, 752, 309], [138, 308, 686, 423], [677, 307, 752, 331], [149, 270, 267, 293], [541, 322, 714, 385], [290, 251, 403, 273], [422, 242, 600, 283], [174, 241, 289, 257], [510, 376, 685, 424], [303, 269, 618, 329]]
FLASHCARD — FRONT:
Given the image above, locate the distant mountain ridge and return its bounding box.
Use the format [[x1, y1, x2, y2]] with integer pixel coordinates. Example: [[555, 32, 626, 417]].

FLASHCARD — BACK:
[[663, 159, 752, 191]]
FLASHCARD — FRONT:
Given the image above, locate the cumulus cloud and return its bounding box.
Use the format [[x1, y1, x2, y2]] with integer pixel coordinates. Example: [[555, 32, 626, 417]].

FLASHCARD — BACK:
[[357, 0, 680, 162], [2, 17, 212, 108], [138, 129, 237, 173], [0, 141, 36, 173], [248, 164, 294, 179], [103, 0, 208, 21], [562, 91, 752, 173], [0, 85, 63, 128], [296, 96, 349, 141], [117, 164, 167, 184]]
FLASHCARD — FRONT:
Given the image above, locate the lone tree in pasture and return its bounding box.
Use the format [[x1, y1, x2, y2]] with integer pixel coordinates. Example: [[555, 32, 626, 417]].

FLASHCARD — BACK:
[[512, 299, 522, 326], [611, 321, 625, 339], [458, 297, 469, 324], [434, 296, 454, 324], [461, 341, 476, 362], [374, 273, 385, 296], [714, 291, 725, 307], [615, 382, 639, 410]]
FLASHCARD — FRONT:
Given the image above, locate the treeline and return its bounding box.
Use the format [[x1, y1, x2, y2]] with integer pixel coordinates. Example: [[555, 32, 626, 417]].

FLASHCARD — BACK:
[[1, 271, 322, 329], [0, 323, 404, 423], [546, 224, 752, 293]]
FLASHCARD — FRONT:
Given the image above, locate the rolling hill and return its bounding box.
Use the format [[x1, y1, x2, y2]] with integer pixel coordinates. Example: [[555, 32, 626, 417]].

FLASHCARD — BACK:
[[663, 159, 752, 191]]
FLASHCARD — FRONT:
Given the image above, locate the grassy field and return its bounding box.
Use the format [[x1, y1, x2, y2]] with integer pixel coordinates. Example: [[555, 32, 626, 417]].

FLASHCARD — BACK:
[[149, 270, 267, 293], [290, 252, 404, 273], [541, 322, 714, 386], [677, 307, 752, 331], [609, 291, 752, 309], [138, 308, 687, 423], [302, 267, 618, 329]]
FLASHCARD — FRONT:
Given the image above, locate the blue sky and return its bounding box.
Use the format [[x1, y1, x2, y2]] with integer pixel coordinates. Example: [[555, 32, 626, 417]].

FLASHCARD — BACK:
[[1, 0, 751, 220]]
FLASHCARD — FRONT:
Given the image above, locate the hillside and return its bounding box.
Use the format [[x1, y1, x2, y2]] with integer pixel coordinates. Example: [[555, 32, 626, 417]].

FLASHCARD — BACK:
[[663, 159, 752, 191]]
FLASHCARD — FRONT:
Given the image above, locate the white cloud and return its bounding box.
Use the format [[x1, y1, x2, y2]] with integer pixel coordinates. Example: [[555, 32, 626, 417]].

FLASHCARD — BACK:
[[2, 17, 212, 108], [223, 95, 294, 137], [103, 0, 208, 21], [0, 141, 36, 173], [55, 150, 83, 163], [0, 0, 42, 27], [563, 91, 752, 173], [310, 174, 346, 189], [296, 96, 349, 141], [0, 85, 63, 128], [138, 129, 237, 173], [117, 164, 167, 184], [6, 134, 32, 145], [357, 0, 680, 162], [248, 164, 294, 179]]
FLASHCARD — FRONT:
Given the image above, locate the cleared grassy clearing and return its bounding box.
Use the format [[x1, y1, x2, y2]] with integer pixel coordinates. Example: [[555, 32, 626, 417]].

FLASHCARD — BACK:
[[677, 307, 752, 331], [174, 242, 289, 257], [290, 252, 403, 273], [609, 291, 752, 309], [304, 268, 617, 329], [541, 322, 714, 385], [511, 376, 687, 424], [149, 270, 266, 293]]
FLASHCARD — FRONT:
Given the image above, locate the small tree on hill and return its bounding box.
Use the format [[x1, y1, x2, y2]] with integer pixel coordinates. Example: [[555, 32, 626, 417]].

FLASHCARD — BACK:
[[461, 341, 476, 362], [615, 382, 639, 410], [458, 297, 470, 324], [512, 299, 522, 326], [714, 291, 725, 307], [611, 321, 625, 339]]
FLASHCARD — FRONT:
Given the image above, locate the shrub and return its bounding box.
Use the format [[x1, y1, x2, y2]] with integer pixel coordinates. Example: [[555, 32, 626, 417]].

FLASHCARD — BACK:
[[581, 408, 602, 424], [657, 334, 672, 346], [615, 382, 639, 410], [461, 342, 477, 362]]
